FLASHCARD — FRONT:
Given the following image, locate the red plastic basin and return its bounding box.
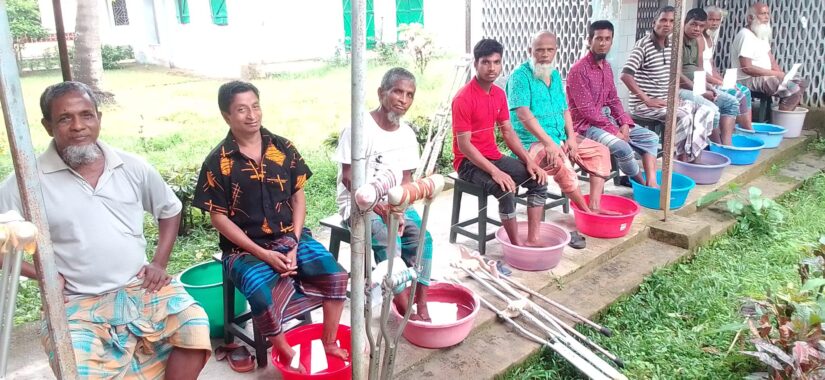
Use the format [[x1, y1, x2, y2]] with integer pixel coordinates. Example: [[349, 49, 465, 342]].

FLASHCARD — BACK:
[[495, 221, 570, 271], [272, 323, 352, 380], [570, 195, 640, 239], [391, 282, 479, 348]]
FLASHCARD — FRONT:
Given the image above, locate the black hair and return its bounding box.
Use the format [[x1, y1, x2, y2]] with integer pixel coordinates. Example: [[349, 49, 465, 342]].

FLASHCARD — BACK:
[[656, 5, 676, 20], [588, 20, 615, 40], [218, 81, 260, 114], [473, 38, 504, 62], [39, 81, 98, 121], [685, 8, 708, 23]]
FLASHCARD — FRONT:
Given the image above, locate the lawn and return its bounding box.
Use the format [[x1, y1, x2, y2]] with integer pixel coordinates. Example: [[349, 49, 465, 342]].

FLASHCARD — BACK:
[[504, 173, 825, 379], [5, 58, 458, 325]]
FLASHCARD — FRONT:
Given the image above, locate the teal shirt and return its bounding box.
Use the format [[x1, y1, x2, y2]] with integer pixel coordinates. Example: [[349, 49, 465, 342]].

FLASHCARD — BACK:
[[506, 61, 569, 151]]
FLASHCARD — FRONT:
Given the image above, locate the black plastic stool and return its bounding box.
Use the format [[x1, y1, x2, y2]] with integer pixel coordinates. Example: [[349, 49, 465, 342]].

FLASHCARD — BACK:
[[448, 173, 502, 256]]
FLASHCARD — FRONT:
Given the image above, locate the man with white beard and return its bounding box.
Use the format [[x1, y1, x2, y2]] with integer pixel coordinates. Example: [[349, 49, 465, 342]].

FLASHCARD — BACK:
[[0, 81, 211, 379], [506, 31, 615, 222], [732, 2, 807, 111]]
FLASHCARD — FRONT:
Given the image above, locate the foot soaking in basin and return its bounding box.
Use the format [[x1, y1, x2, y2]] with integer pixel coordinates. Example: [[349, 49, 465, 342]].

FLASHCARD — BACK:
[[495, 222, 570, 271], [391, 282, 480, 348]]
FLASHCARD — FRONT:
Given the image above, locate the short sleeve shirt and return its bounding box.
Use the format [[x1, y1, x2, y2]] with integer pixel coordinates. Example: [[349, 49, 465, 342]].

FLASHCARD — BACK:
[[506, 62, 569, 150], [622, 33, 672, 110], [0, 140, 181, 297], [731, 28, 772, 80], [451, 79, 508, 171], [193, 128, 312, 254], [333, 111, 420, 219]]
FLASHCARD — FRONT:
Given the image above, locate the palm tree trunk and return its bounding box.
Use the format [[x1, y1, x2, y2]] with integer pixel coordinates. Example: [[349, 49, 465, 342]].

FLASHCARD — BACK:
[[73, 0, 106, 97]]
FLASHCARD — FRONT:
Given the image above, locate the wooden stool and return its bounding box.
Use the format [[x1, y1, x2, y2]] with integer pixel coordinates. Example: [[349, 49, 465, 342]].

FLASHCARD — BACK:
[[320, 215, 351, 260], [752, 91, 773, 123], [448, 172, 502, 256], [215, 253, 316, 368]]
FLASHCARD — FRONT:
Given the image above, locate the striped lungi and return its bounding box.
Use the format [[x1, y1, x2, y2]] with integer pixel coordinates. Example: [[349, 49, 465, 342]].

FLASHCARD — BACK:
[[224, 229, 348, 337]]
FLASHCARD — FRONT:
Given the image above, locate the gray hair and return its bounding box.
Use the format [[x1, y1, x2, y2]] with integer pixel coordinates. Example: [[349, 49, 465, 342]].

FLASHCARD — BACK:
[[379, 67, 416, 93], [39, 81, 99, 121], [748, 3, 767, 20], [532, 30, 557, 45], [704, 5, 725, 17]]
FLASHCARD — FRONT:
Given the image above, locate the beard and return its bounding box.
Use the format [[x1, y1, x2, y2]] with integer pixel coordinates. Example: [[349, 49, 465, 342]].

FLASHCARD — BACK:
[[385, 110, 403, 126], [751, 21, 772, 42], [592, 52, 608, 61], [529, 59, 554, 82], [61, 143, 102, 168], [706, 28, 720, 45]]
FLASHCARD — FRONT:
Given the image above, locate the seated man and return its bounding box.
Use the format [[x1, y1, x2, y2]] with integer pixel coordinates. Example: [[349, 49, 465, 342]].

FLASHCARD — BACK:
[[193, 81, 348, 368], [334, 67, 434, 321], [0, 81, 211, 379], [507, 31, 614, 216], [732, 2, 807, 111], [700, 5, 754, 131], [567, 20, 659, 187], [619, 7, 717, 162], [452, 38, 548, 247], [681, 7, 740, 145]]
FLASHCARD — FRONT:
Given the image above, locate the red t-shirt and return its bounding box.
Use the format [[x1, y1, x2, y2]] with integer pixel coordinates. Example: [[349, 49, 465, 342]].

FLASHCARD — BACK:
[[451, 78, 508, 171]]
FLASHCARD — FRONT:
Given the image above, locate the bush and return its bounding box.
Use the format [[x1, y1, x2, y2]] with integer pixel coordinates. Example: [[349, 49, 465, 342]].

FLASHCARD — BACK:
[[102, 45, 134, 70]]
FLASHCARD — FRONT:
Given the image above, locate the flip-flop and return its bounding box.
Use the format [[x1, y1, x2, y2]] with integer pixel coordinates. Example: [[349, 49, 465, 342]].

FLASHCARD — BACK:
[[568, 231, 586, 249], [215, 343, 255, 373], [496, 260, 512, 276]]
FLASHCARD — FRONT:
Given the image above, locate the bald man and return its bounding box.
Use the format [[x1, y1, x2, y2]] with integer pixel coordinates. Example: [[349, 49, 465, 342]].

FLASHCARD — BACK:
[[731, 2, 806, 111]]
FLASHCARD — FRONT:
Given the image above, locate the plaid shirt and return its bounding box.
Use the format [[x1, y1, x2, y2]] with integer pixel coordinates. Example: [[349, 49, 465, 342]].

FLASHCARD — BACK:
[[567, 51, 635, 135]]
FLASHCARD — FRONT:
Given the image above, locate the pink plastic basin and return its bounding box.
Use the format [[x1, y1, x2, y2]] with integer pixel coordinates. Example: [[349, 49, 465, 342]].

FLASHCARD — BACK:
[[272, 324, 352, 380], [391, 282, 479, 348], [495, 221, 570, 271], [570, 195, 641, 239]]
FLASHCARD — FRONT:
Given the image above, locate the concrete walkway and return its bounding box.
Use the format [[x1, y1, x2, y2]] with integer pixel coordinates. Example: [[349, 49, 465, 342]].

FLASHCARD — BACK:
[[4, 131, 822, 379]]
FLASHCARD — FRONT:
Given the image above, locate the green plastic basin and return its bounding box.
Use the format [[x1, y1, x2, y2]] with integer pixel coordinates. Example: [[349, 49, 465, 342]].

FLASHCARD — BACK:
[[179, 261, 247, 338]]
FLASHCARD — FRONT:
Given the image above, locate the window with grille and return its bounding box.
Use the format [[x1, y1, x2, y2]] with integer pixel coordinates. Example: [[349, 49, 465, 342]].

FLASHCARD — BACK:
[[112, 0, 130, 26]]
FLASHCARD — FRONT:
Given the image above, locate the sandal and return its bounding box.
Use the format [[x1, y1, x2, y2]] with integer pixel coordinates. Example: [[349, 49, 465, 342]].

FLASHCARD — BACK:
[[568, 231, 586, 250], [215, 343, 255, 373]]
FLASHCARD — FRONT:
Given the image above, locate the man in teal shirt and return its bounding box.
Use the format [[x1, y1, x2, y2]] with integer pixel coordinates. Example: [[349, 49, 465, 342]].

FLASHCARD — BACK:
[[507, 31, 614, 217]]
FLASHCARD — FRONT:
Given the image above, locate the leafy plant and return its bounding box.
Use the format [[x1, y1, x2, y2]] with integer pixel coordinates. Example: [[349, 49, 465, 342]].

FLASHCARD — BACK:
[[8, 0, 48, 66], [375, 41, 401, 65], [160, 166, 202, 236], [698, 185, 785, 236], [740, 282, 825, 379], [808, 138, 825, 155], [101, 44, 134, 70], [397, 23, 434, 75], [408, 115, 452, 175]]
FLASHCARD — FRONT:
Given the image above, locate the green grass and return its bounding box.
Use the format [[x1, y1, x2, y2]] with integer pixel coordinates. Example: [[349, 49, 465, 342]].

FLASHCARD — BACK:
[[504, 174, 825, 380], [5, 59, 457, 325]]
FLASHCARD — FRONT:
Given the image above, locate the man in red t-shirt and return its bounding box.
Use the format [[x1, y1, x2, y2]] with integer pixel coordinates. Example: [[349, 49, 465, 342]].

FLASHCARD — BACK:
[[452, 38, 548, 247]]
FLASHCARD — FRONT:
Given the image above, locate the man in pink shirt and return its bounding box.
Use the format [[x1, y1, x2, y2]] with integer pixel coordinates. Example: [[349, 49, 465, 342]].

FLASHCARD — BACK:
[[452, 38, 548, 247]]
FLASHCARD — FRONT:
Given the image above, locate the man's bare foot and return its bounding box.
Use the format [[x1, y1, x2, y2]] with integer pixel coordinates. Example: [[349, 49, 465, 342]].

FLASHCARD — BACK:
[[393, 293, 411, 316], [645, 179, 659, 188], [415, 300, 431, 322], [277, 346, 306, 373], [523, 239, 546, 248], [323, 342, 350, 361], [593, 208, 623, 216]]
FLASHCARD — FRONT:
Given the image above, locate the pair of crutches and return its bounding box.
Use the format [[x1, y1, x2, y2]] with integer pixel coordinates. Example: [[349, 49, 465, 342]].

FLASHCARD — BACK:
[[452, 248, 626, 380], [353, 170, 444, 380], [0, 211, 38, 377]]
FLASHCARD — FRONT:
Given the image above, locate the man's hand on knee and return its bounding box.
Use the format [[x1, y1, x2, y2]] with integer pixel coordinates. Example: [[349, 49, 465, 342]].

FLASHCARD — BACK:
[[138, 262, 172, 293]]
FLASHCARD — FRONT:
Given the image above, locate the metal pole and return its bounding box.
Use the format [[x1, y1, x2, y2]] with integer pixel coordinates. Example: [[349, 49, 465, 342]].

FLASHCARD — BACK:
[[51, 0, 72, 81], [465, 0, 472, 54], [0, 218, 33, 376], [349, 0, 368, 378], [0, 2, 78, 378], [659, 0, 685, 219]]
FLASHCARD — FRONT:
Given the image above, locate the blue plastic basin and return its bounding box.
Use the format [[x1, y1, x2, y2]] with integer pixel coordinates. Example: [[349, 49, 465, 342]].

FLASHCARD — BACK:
[[734, 123, 786, 149], [630, 171, 696, 210], [709, 135, 765, 165]]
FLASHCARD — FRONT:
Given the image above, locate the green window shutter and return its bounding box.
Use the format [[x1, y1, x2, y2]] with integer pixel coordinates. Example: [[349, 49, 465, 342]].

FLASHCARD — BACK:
[[396, 0, 424, 28], [342, 0, 376, 49], [210, 0, 228, 26], [175, 0, 190, 24]]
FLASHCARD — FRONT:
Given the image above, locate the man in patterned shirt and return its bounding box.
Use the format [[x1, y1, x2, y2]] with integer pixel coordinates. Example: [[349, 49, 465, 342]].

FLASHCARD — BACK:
[[193, 81, 348, 370]]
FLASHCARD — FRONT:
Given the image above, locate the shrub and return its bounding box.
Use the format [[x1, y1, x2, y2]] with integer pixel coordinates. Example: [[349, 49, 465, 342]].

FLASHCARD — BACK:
[[102, 45, 134, 70]]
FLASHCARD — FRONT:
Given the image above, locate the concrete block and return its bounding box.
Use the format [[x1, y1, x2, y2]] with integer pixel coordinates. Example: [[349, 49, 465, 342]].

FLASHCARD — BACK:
[[647, 214, 711, 250]]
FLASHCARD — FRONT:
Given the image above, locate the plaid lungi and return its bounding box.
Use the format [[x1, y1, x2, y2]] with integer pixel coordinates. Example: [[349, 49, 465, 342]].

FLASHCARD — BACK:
[[223, 229, 348, 337], [40, 281, 211, 379]]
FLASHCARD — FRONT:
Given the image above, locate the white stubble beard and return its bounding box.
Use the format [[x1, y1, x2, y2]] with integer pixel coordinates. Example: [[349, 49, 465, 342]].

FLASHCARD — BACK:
[[751, 20, 773, 42], [62, 143, 102, 169], [530, 59, 554, 83]]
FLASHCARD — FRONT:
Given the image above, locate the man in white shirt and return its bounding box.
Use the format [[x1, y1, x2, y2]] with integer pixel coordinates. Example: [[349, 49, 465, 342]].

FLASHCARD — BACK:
[[334, 67, 434, 321], [0, 81, 210, 379], [731, 2, 806, 111]]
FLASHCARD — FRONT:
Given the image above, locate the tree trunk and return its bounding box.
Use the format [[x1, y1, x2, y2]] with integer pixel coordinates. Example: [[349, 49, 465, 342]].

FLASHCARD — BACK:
[[73, 0, 110, 101]]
